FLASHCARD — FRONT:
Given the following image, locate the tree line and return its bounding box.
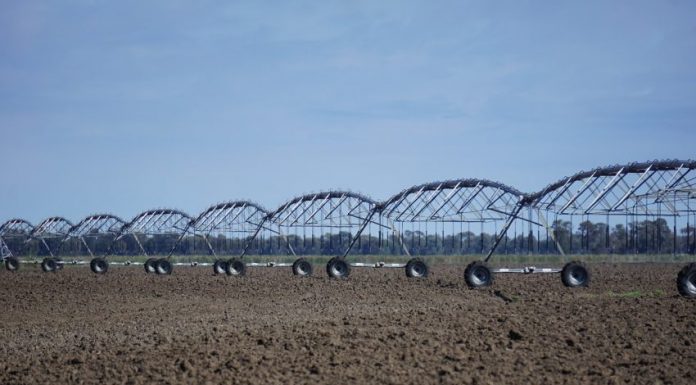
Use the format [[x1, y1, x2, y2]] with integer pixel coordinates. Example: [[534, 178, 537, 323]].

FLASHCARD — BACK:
[[3, 219, 695, 257]]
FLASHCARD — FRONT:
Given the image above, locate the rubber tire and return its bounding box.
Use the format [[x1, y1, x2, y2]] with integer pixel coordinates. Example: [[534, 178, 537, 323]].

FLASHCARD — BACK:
[[4, 257, 19, 272], [144, 258, 157, 274], [405, 258, 429, 278], [676, 262, 696, 298], [90, 258, 109, 274], [226, 258, 246, 276], [292, 258, 313, 277], [155, 259, 173, 275], [41, 258, 57, 273], [561, 261, 590, 288], [326, 257, 351, 279], [464, 261, 493, 288], [213, 260, 228, 275]]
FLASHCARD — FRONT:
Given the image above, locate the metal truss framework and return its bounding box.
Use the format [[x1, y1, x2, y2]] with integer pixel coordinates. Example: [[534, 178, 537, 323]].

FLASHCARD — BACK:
[[191, 200, 268, 257], [522, 160, 696, 257], [528, 160, 696, 216], [267, 191, 379, 258], [63, 214, 127, 257], [29, 217, 74, 257], [379, 179, 526, 258], [381, 179, 524, 222], [0, 219, 34, 259], [114, 209, 193, 258], [0, 238, 10, 259], [3, 159, 695, 265]]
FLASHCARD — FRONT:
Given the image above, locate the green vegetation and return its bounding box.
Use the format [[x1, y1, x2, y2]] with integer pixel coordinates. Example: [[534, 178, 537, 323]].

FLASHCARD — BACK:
[[5, 217, 693, 261]]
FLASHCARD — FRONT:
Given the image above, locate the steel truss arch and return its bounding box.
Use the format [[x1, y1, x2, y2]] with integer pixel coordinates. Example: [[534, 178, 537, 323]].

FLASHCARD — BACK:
[[115, 208, 194, 258], [269, 191, 378, 219], [519, 159, 696, 259], [0, 218, 35, 237], [192, 200, 269, 257], [31, 217, 74, 239], [0, 219, 34, 259], [378, 179, 527, 261], [123, 209, 193, 234], [64, 214, 128, 258], [69, 214, 127, 237], [29, 217, 74, 257], [380, 178, 525, 222], [268, 191, 379, 258], [527, 159, 696, 215]]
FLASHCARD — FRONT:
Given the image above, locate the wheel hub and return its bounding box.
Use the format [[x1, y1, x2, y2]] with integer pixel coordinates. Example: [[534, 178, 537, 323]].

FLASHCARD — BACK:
[[687, 272, 696, 295], [473, 268, 489, 284], [332, 264, 345, 276], [229, 262, 243, 275], [569, 267, 587, 286]]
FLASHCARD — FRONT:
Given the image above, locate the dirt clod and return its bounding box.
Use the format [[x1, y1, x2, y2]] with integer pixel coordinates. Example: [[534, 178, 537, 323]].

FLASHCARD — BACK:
[[0, 263, 694, 384]]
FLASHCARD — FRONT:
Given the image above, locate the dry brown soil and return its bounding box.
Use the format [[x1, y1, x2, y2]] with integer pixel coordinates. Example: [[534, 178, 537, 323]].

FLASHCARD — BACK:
[[1, 263, 695, 384]]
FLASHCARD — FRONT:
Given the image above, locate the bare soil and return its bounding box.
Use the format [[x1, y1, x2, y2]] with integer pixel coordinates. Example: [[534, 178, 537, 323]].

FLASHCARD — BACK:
[[1, 263, 694, 384]]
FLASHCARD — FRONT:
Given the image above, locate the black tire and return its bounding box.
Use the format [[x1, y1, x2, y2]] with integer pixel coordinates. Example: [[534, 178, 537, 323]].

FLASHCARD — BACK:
[[213, 260, 228, 275], [41, 258, 57, 273], [405, 258, 429, 278], [292, 258, 313, 277], [326, 257, 350, 279], [155, 259, 173, 275], [561, 261, 590, 288], [144, 258, 157, 274], [90, 258, 109, 274], [464, 261, 493, 288], [4, 257, 20, 272], [225, 258, 246, 276], [676, 262, 696, 298]]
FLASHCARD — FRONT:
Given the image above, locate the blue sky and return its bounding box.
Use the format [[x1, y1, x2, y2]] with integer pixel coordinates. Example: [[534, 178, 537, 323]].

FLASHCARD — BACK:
[[1, 0, 695, 224]]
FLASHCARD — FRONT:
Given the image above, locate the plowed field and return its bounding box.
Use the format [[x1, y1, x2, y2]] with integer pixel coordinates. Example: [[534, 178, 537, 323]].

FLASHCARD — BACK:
[[1, 263, 694, 384]]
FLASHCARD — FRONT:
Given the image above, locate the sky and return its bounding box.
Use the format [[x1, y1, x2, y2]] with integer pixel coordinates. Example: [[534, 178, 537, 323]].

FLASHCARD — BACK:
[[1, 0, 695, 224]]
